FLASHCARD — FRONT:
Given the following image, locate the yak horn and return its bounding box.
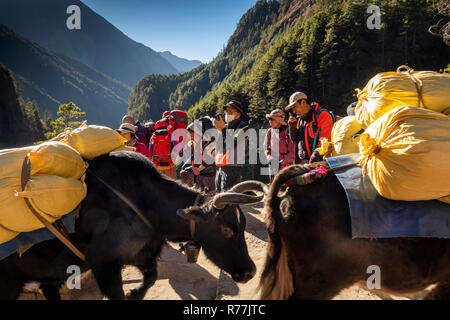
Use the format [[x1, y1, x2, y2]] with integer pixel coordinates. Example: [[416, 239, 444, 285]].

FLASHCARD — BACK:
[[212, 192, 264, 210], [230, 180, 269, 195]]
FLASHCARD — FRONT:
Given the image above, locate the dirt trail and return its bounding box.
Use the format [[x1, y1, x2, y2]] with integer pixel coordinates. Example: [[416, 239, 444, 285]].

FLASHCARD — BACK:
[[19, 201, 429, 300]]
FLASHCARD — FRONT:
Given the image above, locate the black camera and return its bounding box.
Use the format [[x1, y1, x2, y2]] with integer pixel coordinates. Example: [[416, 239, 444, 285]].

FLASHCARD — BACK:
[[289, 110, 298, 119], [214, 113, 223, 121]]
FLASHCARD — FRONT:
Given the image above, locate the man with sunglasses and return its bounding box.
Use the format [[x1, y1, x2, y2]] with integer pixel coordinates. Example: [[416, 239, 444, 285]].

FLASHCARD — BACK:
[[285, 91, 335, 164]]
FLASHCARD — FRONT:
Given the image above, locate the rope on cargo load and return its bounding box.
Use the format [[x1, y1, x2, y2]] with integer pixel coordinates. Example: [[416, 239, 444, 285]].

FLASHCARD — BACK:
[[358, 132, 382, 175], [396, 65, 428, 110]]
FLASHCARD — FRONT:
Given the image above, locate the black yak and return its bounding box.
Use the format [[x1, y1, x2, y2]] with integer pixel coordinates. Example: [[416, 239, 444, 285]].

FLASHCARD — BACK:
[[259, 162, 450, 300], [0, 151, 267, 300]]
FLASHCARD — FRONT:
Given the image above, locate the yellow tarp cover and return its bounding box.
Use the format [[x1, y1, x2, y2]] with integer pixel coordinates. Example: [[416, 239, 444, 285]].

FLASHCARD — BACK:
[[355, 66, 450, 128], [318, 116, 363, 157], [1, 124, 137, 244], [29, 141, 87, 179], [61, 124, 128, 160], [359, 105, 450, 202], [0, 143, 87, 244], [0, 175, 86, 233]]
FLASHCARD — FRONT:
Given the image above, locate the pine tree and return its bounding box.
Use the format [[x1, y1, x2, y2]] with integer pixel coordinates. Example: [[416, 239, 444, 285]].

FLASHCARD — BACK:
[[43, 109, 52, 131], [23, 100, 45, 142], [45, 102, 86, 139]]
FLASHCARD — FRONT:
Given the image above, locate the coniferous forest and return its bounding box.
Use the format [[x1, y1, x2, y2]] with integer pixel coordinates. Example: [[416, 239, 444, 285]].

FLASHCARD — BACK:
[[128, 0, 450, 126]]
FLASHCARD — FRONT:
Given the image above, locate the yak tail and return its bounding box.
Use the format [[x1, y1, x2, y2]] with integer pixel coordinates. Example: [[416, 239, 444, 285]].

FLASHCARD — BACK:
[[258, 164, 312, 300]]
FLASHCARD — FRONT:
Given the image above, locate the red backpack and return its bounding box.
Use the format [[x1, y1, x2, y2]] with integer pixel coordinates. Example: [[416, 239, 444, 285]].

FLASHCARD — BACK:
[[169, 110, 188, 131], [169, 110, 188, 144], [151, 120, 172, 167]]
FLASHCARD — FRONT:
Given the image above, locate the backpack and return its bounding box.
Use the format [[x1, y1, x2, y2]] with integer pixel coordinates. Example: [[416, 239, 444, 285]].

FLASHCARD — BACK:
[[267, 126, 291, 155], [310, 108, 337, 152], [151, 120, 172, 167], [170, 110, 188, 131]]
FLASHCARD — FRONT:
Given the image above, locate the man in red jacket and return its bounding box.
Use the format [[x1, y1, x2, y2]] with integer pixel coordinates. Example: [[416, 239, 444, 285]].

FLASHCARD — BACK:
[[285, 91, 335, 164]]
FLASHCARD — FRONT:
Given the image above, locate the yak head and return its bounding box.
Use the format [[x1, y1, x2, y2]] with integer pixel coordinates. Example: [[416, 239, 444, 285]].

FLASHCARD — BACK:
[[176, 180, 268, 283]]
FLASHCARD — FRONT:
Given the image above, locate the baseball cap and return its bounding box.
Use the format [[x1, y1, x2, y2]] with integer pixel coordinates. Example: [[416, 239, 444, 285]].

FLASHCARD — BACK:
[[285, 91, 308, 111], [122, 115, 135, 124]]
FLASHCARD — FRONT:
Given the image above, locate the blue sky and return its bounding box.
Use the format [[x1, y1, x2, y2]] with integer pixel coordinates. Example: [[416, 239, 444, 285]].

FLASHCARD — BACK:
[[81, 0, 258, 63]]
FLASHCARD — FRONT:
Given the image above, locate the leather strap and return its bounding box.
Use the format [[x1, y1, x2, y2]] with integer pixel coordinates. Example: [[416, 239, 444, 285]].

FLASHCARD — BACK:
[[189, 193, 204, 241], [20, 156, 86, 262], [190, 220, 195, 240]]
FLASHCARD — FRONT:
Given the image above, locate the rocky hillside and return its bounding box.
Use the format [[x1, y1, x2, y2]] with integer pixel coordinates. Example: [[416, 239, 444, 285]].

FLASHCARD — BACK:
[[0, 63, 44, 148], [0, 25, 130, 128]]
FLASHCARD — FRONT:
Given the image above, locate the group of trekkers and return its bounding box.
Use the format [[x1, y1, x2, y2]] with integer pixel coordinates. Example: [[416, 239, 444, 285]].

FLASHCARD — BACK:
[[115, 90, 338, 192]]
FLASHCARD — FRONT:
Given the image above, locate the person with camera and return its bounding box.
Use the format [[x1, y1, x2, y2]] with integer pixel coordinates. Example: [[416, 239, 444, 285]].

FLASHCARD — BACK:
[[180, 117, 216, 192], [213, 100, 249, 192]]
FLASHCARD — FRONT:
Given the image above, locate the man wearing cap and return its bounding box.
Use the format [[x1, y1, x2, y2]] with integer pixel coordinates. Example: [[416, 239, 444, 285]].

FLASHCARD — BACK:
[[285, 92, 335, 164], [213, 100, 249, 191], [122, 115, 150, 147], [264, 109, 295, 180], [117, 123, 151, 158]]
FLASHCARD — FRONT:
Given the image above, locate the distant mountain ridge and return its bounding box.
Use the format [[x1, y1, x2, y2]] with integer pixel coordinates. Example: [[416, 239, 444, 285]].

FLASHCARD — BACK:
[[0, 24, 130, 128], [0, 0, 180, 87], [159, 51, 203, 73]]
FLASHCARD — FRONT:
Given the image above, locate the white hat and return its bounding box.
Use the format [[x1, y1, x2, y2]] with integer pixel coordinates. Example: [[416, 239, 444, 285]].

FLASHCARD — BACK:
[[265, 109, 287, 125], [117, 123, 137, 134], [285, 91, 308, 111]]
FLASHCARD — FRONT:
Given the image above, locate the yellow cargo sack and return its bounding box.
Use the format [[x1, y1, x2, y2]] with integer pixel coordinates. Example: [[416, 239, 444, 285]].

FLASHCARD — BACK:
[[319, 116, 363, 157], [62, 124, 127, 160], [0, 225, 19, 244], [439, 195, 450, 204], [355, 65, 450, 128], [29, 141, 87, 179], [0, 146, 34, 179], [359, 105, 450, 202], [0, 175, 86, 233]]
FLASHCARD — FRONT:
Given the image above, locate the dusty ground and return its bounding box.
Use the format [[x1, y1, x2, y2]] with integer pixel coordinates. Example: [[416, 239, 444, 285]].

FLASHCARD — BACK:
[[18, 201, 431, 300]]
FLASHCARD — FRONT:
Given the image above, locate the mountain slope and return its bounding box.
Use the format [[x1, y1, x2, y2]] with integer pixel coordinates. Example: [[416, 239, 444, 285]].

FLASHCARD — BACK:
[[128, 0, 282, 122], [0, 25, 130, 128], [129, 0, 450, 126], [0, 62, 44, 148], [159, 51, 203, 73], [0, 0, 178, 87]]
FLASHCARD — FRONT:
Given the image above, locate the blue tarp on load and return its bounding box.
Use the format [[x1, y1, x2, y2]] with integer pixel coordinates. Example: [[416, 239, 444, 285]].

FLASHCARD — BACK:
[[326, 153, 450, 239], [0, 212, 76, 261]]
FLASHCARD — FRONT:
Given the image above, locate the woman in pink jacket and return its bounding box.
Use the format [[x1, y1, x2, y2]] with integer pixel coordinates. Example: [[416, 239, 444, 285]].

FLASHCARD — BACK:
[[263, 109, 295, 181], [116, 123, 151, 158]]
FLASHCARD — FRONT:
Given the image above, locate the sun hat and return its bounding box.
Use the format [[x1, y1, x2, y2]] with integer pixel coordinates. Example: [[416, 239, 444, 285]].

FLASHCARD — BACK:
[[265, 109, 287, 125], [116, 123, 137, 134]]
